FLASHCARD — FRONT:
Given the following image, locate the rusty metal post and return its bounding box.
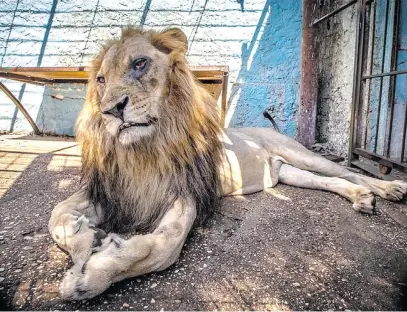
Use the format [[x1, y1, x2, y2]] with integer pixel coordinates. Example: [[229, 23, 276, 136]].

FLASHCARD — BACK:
[[348, 0, 366, 166], [298, 0, 318, 147]]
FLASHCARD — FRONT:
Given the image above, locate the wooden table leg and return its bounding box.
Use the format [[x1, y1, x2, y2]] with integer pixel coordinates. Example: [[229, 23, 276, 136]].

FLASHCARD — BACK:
[[221, 71, 229, 128]]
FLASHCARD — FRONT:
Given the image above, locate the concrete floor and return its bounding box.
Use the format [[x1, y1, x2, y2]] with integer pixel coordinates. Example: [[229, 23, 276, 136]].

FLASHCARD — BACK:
[[1, 134, 407, 311]]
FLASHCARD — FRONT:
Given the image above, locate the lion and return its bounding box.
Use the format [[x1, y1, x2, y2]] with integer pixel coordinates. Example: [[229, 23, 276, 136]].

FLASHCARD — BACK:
[[48, 27, 407, 300]]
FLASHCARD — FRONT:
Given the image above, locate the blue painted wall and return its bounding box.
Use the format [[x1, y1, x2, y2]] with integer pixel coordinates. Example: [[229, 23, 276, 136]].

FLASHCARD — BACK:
[[228, 1, 302, 137], [38, 84, 86, 135], [0, 0, 303, 137]]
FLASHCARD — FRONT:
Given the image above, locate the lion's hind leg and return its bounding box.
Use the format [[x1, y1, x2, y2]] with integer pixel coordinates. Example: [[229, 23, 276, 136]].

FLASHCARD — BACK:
[[255, 128, 407, 202], [279, 164, 375, 214], [280, 144, 407, 202], [270, 156, 284, 187]]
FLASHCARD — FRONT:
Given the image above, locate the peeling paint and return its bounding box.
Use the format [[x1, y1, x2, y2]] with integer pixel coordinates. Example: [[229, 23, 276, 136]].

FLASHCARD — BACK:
[[315, 0, 356, 157]]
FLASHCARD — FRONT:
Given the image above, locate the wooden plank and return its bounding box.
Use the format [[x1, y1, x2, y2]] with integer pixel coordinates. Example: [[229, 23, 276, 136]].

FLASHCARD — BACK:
[[351, 160, 394, 180], [0, 66, 89, 80], [354, 147, 407, 173], [0, 66, 228, 82]]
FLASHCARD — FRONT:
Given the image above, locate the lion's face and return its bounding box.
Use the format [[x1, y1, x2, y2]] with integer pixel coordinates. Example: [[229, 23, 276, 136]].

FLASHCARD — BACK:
[[95, 35, 170, 145]]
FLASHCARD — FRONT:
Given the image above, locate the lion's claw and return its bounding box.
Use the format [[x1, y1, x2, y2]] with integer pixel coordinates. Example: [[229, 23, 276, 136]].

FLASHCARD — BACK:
[[384, 180, 407, 201]]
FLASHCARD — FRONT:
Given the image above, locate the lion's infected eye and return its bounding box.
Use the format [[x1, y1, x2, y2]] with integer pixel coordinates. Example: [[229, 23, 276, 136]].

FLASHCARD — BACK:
[[96, 76, 105, 84], [133, 58, 148, 71]]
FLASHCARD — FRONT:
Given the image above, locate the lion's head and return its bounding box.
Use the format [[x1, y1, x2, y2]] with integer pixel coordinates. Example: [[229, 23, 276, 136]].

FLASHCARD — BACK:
[[76, 28, 222, 232], [83, 28, 186, 145]]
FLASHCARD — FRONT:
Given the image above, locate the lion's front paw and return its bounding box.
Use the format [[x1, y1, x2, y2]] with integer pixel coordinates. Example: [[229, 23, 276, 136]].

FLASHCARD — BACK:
[[383, 180, 407, 201], [60, 267, 87, 301], [52, 214, 87, 245], [60, 265, 111, 301], [353, 188, 376, 214]]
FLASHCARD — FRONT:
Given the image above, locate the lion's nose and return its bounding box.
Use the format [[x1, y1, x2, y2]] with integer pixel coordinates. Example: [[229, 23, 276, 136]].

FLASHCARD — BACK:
[[102, 96, 129, 119]]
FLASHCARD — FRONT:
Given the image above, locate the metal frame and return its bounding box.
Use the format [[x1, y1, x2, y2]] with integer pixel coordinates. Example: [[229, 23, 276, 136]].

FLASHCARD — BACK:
[[311, 0, 374, 27], [311, 0, 358, 26], [0, 82, 41, 135], [312, 0, 406, 177], [348, 0, 407, 175]]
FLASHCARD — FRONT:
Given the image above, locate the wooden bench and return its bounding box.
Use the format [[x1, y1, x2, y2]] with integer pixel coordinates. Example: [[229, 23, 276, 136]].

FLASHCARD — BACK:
[[0, 66, 229, 135]]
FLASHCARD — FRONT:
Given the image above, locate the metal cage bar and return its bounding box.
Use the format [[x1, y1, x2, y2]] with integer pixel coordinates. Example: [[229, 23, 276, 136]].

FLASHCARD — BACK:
[[348, 0, 367, 166], [401, 89, 407, 163], [363, 69, 407, 79]]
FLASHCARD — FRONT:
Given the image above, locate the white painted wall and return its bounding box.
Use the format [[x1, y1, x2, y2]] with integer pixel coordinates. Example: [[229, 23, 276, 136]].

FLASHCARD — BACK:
[[0, 0, 303, 136]]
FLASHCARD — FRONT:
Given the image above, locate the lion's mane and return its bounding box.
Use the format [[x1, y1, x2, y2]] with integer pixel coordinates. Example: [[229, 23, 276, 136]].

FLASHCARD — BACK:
[[75, 28, 223, 232]]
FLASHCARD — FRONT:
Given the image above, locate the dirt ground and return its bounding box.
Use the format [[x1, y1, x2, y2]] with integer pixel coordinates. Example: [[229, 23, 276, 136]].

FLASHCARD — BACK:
[[1, 134, 407, 311]]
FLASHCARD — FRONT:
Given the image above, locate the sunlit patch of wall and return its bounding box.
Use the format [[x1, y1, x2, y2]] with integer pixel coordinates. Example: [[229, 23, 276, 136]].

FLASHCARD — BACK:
[[225, 1, 302, 137]]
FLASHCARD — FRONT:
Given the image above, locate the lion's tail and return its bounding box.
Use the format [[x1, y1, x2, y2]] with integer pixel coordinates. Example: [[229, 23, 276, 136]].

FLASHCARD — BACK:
[[263, 111, 280, 133]]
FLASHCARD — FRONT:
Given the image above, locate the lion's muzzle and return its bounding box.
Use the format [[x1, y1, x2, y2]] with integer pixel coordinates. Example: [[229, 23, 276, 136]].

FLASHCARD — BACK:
[[101, 95, 129, 120]]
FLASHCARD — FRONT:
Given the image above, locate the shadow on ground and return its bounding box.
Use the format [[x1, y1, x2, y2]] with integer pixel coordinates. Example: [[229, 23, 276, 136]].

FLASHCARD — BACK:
[[1, 134, 407, 311]]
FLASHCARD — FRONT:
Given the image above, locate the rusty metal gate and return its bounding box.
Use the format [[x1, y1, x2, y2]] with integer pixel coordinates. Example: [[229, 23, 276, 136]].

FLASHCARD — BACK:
[[348, 0, 407, 176]]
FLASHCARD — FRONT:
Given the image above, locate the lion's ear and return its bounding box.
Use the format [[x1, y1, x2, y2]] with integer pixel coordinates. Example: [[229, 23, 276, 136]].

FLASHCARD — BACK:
[[151, 28, 188, 54], [162, 28, 188, 48]]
